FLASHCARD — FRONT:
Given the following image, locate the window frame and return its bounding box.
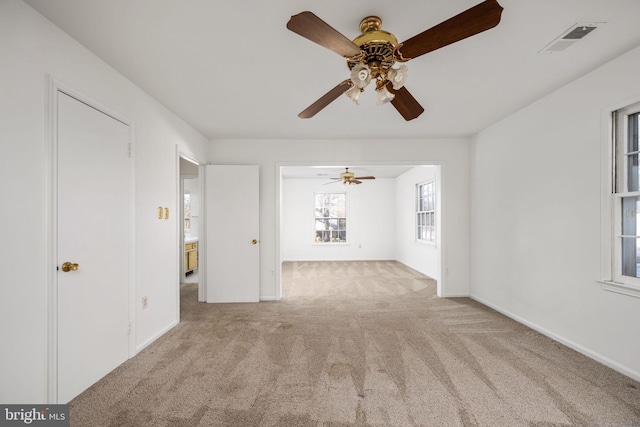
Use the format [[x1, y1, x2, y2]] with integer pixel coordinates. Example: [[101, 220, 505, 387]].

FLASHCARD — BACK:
[[613, 102, 640, 287], [416, 180, 436, 245], [312, 192, 348, 244], [604, 100, 640, 298]]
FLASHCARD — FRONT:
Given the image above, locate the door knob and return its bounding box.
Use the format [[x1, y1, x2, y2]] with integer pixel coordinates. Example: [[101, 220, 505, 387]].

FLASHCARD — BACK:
[[61, 262, 79, 272], [252, 239, 258, 245]]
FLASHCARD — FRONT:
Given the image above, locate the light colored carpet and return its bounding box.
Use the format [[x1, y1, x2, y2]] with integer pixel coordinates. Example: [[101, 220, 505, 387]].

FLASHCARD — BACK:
[[69, 261, 640, 426]]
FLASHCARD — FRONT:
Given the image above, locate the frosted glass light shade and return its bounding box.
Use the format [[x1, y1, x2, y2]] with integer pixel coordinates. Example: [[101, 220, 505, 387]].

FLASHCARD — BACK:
[[350, 64, 372, 89], [376, 86, 395, 105], [387, 65, 408, 89], [345, 86, 361, 105]]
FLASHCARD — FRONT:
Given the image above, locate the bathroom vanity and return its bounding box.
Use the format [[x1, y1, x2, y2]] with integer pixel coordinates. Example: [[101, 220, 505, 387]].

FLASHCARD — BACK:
[[184, 238, 198, 273]]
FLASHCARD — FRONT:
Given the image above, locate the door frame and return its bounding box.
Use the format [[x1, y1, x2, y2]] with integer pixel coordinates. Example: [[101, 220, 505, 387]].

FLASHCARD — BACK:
[[176, 151, 206, 304], [45, 76, 136, 403]]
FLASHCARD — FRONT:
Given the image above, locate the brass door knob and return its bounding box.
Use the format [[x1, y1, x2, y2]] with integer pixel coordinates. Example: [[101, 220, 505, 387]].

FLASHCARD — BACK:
[[252, 239, 258, 245], [61, 262, 79, 272]]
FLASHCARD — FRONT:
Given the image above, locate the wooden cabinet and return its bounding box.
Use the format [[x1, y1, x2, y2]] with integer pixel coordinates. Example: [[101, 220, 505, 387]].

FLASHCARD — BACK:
[[184, 241, 198, 272]]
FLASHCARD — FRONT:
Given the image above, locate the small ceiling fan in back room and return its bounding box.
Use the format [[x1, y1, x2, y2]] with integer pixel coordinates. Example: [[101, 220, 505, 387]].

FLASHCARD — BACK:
[[326, 168, 376, 185], [286, 0, 503, 121]]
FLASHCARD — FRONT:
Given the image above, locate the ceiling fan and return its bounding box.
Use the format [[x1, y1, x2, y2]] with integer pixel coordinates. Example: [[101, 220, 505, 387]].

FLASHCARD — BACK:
[[287, 0, 503, 121], [326, 168, 376, 185]]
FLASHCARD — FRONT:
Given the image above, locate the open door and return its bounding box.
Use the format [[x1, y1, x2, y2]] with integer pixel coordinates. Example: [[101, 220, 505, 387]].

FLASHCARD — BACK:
[[205, 165, 260, 302]]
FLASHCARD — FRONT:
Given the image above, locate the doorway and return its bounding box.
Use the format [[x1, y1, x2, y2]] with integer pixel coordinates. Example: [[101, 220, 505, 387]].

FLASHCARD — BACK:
[[277, 163, 443, 300], [179, 156, 201, 302], [178, 160, 260, 305]]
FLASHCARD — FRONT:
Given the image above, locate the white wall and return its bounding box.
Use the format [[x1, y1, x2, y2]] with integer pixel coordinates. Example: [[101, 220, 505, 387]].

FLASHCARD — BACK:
[[471, 44, 640, 380], [283, 178, 396, 261], [209, 138, 470, 299], [395, 166, 441, 283], [0, 0, 209, 403]]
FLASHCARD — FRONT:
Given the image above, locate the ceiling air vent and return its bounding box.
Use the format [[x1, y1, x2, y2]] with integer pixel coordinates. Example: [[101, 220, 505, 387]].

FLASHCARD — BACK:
[[540, 22, 603, 53]]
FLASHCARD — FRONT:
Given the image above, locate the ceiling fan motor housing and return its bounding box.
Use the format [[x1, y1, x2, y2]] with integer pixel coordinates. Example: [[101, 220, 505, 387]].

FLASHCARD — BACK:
[[347, 16, 399, 77], [340, 168, 355, 179]]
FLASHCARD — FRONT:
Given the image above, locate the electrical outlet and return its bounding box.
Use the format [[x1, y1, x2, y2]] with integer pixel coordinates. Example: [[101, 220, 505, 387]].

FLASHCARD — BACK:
[[142, 296, 148, 309]]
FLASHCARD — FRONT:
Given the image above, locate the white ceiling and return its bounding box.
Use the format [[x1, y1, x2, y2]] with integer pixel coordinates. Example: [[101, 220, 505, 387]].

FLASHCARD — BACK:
[[24, 0, 640, 141]]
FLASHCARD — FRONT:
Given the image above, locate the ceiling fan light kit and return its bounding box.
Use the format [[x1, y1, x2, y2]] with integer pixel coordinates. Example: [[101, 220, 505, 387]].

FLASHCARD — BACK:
[[286, 0, 503, 120]]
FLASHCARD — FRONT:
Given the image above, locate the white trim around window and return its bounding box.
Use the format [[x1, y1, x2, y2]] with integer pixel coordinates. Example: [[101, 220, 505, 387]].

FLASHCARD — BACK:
[[601, 99, 640, 298], [416, 180, 436, 245], [313, 192, 348, 244]]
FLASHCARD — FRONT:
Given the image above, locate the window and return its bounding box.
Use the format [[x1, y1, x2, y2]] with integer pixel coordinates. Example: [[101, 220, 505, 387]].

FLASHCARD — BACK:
[[184, 193, 191, 234], [613, 102, 640, 290], [314, 193, 347, 243], [416, 180, 436, 243]]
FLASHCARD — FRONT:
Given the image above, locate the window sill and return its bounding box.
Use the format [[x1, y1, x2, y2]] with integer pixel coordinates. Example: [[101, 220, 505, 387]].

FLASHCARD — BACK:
[[599, 280, 640, 299]]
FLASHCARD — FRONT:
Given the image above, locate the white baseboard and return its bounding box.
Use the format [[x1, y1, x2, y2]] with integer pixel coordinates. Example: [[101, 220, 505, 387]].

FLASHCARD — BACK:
[[471, 294, 640, 382], [442, 293, 471, 298], [260, 296, 278, 301], [134, 319, 179, 354]]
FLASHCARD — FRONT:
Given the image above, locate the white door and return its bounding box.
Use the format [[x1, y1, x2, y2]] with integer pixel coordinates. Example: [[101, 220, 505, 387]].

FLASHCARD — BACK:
[[57, 92, 131, 403], [206, 165, 260, 302]]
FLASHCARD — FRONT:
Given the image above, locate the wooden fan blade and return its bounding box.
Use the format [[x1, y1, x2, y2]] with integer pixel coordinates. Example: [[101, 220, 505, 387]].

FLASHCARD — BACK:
[[396, 0, 503, 60], [388, 84, 425, 121], [298, 80, 352, 119], [324, 179, 343, 185], [354, 176, 375, 180], [287, 11, 362, 58], [352, 180, 363, 185]]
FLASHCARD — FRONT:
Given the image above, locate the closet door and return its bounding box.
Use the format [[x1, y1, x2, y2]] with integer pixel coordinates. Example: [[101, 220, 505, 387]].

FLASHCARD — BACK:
[[57, 92, 131, 402]]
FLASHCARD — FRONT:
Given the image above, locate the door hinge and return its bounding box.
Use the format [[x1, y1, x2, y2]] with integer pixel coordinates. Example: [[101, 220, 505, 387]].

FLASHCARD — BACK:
[[127, 322, 133, 334]]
